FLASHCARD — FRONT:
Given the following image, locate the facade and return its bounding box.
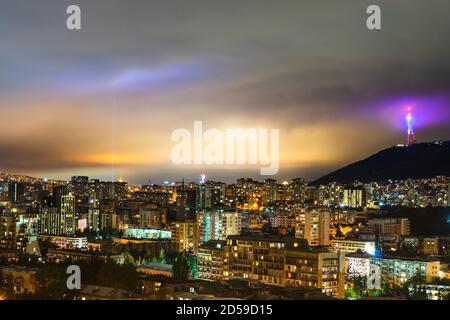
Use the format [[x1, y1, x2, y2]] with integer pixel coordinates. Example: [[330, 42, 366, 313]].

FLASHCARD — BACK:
[[296, 209, 330, 246], [197, 240, 225, 281], [204, 182, 226, 208], [222, 234, 345, 298], [47, 235, 88, 250], [346, 254, 442, 285], [122, 227, 171, 240], [269, 214, 296, 228], [197, 209, 241, 243], [285, 250, 345, 298], [140, 209, 161, 228], [60, 193, 76, 236], [346, 254, 371, 277], [331, 240, 376, 255], [422, 237, 439, 255], [342, 187, 366, 208], [0, 266, 38, 295], [371, 256, 441, 285], [39, 192, 77, 236], [88, 207, 101, 232], [170, 219, 198, 253], [291, 178, 307, 203], [368, 218, 411, 236], [0, 214, 16, 250]]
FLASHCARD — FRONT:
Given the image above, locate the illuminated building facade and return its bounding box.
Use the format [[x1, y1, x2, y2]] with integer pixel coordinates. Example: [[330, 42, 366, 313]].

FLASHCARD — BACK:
[[60, 193, 76, 236], [422, 237, 439, 255], [197, 240, 225, 281], [346, 254, 442, 285], [0, 214, 16, 250], [47, 235, 88, 250], [297, 209, 330, 246], [285, 250, 345, 298], [331, 240, 376, 255], [197, 208, 241, 243], [123, 227, 171, 240], [342, 187, 366, 208], [170, 219, 198, 253], [222, 234, 345, 298], [371, 256, 441, 285]]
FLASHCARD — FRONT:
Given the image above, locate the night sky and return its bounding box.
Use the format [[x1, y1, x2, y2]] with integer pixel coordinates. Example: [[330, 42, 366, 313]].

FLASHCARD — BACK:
[[1, 0, 450, 183]]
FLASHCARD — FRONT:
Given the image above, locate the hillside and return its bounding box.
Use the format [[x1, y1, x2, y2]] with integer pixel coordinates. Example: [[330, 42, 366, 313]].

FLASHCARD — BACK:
[[312, 141, 450, 185]]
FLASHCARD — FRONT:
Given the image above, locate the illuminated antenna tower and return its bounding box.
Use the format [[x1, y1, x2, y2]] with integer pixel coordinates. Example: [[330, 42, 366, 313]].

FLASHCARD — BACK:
[[406, 106, 416, 145], [199, 173, 206, 185]]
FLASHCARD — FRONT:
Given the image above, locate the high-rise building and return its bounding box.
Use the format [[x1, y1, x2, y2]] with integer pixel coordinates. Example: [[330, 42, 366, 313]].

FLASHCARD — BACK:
[[100, 205, 118, 231], [40, 192, 76, 236], [176, 185, 198, 212], [291, 178, 307, 203], [140, 209, 161, 228], [297, 209, 330, 246], [197, 208, 241, 243], [39, 208, 61, 235], [204, 181, 226, 208], [170, 219, 198, 253], [87, 207, 101, 232], [60, 193, 76, 236], [342, 187, 366, 208], [0, 213, 16, 249], [8, 182, 25, 203], [263, 179, 277, 205], [52, 185, 69, 209], [70, 176, 89, 200]]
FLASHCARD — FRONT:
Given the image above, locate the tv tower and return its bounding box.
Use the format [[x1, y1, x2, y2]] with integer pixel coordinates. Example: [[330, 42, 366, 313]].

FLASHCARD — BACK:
[[406, 106, 416, 145]]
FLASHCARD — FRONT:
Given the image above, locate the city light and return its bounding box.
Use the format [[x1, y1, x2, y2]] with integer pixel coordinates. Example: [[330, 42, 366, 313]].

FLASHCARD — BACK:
[[0, 1, 449, 305]]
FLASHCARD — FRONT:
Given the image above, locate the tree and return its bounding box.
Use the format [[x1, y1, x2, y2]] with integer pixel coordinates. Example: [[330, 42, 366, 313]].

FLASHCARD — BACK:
[[345, 275, 368, 299], [122, 252, 136, 266], [158, 248, 166, 264], [405, 271, 428, 299], [97, 259, 139, 292], [151, 248, 167, 264], [172, 251, 198, 280], [35, 264, 67, 299]]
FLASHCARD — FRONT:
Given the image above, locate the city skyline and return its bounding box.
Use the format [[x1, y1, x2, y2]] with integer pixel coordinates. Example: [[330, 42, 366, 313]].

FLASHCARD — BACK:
[[2, 0, 450, 305], [2, 0, 450, 184]]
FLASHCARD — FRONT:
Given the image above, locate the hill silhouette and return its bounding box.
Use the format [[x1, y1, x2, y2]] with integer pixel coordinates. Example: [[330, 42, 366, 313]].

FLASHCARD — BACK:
[[312, 141, 450, 185]]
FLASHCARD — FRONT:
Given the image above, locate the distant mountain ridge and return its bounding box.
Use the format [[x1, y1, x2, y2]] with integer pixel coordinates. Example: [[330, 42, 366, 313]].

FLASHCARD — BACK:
[[312, 141, 450, 185]]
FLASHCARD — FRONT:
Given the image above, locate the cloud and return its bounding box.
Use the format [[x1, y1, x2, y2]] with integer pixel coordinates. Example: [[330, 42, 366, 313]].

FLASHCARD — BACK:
[[1, 0, 450, 183]]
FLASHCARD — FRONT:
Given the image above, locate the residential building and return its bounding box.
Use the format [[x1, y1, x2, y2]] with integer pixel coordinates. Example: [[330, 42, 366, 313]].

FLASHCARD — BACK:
[[197, 240, 225, 281]]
